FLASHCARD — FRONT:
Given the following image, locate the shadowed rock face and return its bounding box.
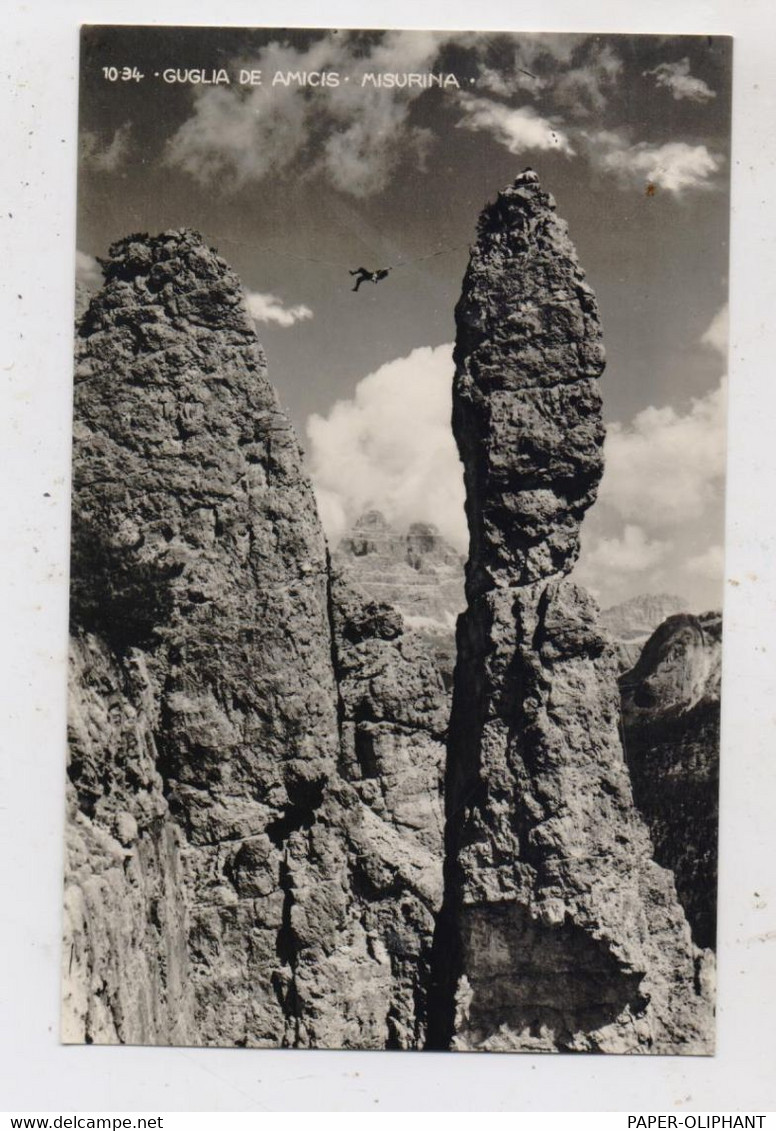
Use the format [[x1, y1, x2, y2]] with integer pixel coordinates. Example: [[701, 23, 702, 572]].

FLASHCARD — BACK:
[[620, 612, 721, 949], [329, 568, 447, 1047], [432, 172, 714, 1053], [66, 230, 445, 1048], [452, 176, 606, 600], [65, 206, 717, 1053], [69, 229, 356, 1046], [63, 633, 194, 1045]]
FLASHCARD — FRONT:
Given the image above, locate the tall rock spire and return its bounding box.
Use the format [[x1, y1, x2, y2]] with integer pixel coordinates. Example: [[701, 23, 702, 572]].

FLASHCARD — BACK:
[[431, 173, 714, 1053], [67, 229, 356, 1045], [453, 171, 607, 598], [65, 230, 445, 1048]]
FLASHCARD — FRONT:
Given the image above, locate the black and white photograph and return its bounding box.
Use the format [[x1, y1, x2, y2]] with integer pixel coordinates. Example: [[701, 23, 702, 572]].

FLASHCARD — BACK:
[[62, 25, 731, 1055]]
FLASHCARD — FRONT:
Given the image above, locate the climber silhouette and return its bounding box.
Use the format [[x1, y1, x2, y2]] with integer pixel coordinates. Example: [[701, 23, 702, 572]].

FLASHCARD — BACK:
[[349, 266, 391, 292]]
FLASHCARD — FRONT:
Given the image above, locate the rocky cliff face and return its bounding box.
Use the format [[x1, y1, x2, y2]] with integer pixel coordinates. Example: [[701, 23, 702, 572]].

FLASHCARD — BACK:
[[601, 594, 687, 673], [620, 612, 721, 949], [431, 172, 713, 1053], [66, 196, 717, 1053], [329, 568, 447, 1046], [334, 510, 465, 689], [63, 632, 194, 1044], [65, 230, 445, 1048]]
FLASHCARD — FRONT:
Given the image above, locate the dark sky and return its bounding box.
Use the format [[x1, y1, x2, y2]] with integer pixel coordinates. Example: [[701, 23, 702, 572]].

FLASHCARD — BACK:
[[76, 26, 731, 610]]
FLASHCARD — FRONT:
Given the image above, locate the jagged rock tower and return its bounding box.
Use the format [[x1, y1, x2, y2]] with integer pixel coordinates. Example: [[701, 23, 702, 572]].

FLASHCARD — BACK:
[[65, 191, 715, 1053], [430, 172, 714, 1053], [64, 231, 446, 1048]]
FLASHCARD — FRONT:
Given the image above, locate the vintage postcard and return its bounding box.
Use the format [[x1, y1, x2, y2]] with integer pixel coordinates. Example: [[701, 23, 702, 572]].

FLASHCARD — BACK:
[[64, 25, 730, 1052]]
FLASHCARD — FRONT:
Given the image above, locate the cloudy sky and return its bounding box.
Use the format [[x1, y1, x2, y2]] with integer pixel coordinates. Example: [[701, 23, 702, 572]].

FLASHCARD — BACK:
[[76, 26, 731, 612]]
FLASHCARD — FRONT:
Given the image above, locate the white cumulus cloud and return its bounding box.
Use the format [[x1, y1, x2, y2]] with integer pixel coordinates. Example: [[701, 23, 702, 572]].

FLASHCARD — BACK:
[[305, 344, 466, 550], [687, 544, 725, 580], [245, 291, 313, 328], [166, 31, 445, 197], [598, 379, 727, 529], [588, 131, 722, 195], [582, 524, 669, 574], [474, 35, 616, 110], [478, 65, 548, 98], [575, 380, 726, 609], [321, 30, 441, 196], [75, 250, 103, 289], [166, 57, 309, 188], [80, 123, 132, 172], [456, 95, 575, 156], [644, 58, 716, 103], [554, 43, 623, 115], [474, 34, 580, 98], [701, 303, 729, 357]]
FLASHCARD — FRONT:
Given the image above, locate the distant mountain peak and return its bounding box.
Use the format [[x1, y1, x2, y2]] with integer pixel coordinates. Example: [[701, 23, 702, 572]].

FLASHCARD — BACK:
[[334, 511, 466, 689], [601, 593, 689, 673], [602, 593, 686, 639], [354, 508, 390, 530]]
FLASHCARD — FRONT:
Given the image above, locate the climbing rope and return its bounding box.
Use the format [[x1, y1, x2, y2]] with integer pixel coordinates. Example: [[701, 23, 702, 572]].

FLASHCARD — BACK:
[[210, 232, 353, 269], [383, 242, 472, 270], [210, 231, 471, 274]]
